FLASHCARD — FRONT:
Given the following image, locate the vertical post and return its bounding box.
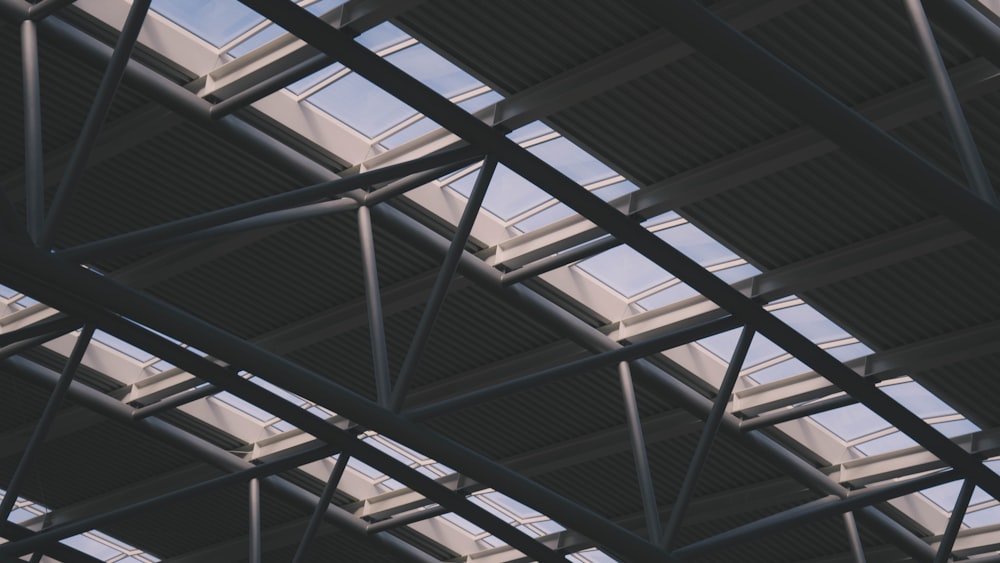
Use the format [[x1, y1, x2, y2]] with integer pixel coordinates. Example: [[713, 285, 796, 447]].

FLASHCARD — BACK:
[[357, 205, 392, 406], [0, 325, 94, 522], [249, 477, 262, 563], [388, 156, 497, 412], [619, 361, 662, 544], [22, 19, 44, 245], [904, 0, 998, 205], [292, 454, 350, 563], [844, 511, 867, 563], [934, 479, 976, 563], [40, 0, 152, 248], [661, 326, 755, 550]]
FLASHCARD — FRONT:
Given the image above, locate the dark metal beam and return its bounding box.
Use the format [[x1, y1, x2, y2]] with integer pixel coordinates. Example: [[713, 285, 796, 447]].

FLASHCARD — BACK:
[[1, 355, 435, 562], [131, 383, 218, 420], [923, 0, 1000, 70], [365, 505, 450, 534], [38, 0, 151, 249], [404, 314, 739, 421], [388, 155, 496, 412], [358, 204, 392, 407], [292, 454, 349, 563], [21, 18, 43, 244], [0, 326, 93, 522], [934, 479, 976, 563], [844, 511, 867, 563], [619, 361, 661, 544], [58, 145, 480, 262], [0, 443, 339, 557], [501, 234, 621, 286], [249, 478, 262, 563], [904, 0, 997, 204], [672, 470, 959, 560], [0, 314, 81, 348], [661, 327, 754, 549]]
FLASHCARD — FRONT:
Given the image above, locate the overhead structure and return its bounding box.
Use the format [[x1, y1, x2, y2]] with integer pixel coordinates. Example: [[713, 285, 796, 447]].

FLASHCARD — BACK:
[[0, 0, 999, 561]]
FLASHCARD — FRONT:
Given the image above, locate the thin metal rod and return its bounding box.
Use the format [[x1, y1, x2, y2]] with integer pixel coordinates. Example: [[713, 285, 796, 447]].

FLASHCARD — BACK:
[[502, 234, 621, 286], [904, 0, 997, 205], [212, 53, 335, 118], [673, 469, 959, 561], [358, 205, 391, 406], [619, 361, 661, 544], [0, 314, 82, 348], [21, 19, 43, 245], [0, 443, 337, 557], [844, 511, 867, 563], [661, 326, 754, 550], [363, 157, 475, 207], [740, 394, 857, 431], [365, 505, 450, 534], [39, 0, 151, 249], [292, 454, 349, 563], [934, 478, 976, 563], [27, 0, 77, 20], [249, 478, 262, 563], [388, 155, 496, 412], [0, 325, 94, 522], [405, 315, 740, 421], [131, 384, 219, 420], [58, 145, 480, 261], [27, 551, 43, 563]]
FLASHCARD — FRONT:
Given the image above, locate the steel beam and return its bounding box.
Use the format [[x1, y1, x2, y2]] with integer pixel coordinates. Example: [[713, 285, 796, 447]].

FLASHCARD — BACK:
[[619, 361, 662, 544], [661, 326, 754, 549], [388, 155, 496, 411], [933, 478, 975, 563], [0, 314, 81, 348], [924, 0, 1000, 70], [0, 326, 92, 522], [844, 511, 867, 563], [26, 0, 76, 20], [0, 356, 436, 562], [672, 470, 960, 560], [292, 454, 349, 563], [0, 444, 339, 557], [249, 478, 262, 563], [39, 0, 151, 249], [358, 204, 392, 406], [58, 145, 479, 262], [904, 0, 997, 205], [404, 314, 739, 421], [21, 18, 43, 244]]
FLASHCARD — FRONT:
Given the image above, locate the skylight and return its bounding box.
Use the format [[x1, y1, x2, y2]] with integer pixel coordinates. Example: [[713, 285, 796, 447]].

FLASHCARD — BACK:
[[150, 0, 264, 47]]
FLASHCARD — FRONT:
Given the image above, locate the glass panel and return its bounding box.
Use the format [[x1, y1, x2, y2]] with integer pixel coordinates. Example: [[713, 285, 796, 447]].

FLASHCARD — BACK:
[[884, 381, 956, 419], [528, 137, 617, 186], [810, 403, 890, 442], [308, 72, 417, 137], [636, 283, 698, 310], [449, 164, 549, 221], [228, 0, 345, 56], [94, 329, 155, 362], [922, 480, 990, 511], [966, 504, 1000, 528], [514, 181, 636, 233], [507, 121, 553, 143], [357, 22, 411, 52], [658, 223, 739, 267], [773, 304, 851, 344], [748, 358, 809, 384], [387, 44, 483, 98], [151, 0, 264, 47], [214, 391, 275, 421], [577, 246, 667, 298], [698, 330, 786, 368]]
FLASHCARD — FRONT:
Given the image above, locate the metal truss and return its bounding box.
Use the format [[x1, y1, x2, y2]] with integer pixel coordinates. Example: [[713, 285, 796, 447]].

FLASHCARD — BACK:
[[0, 0, 998, 561]]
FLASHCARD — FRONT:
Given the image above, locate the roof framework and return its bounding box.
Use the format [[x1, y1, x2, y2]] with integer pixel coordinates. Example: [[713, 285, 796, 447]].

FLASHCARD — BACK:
[[0, 0, 997, 561]]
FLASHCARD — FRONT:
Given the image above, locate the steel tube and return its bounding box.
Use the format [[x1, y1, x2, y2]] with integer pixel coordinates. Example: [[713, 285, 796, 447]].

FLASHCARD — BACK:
[[388, 155, 496, 412], [58, 145, 479, 262], [249, 478, 262, 563], [0, 443, 337, 557], [740, 394, 856, 431], [619, 361, 662, 544], [131, 384, 219, 420], [21, 19, 43, 244], [358, 205, 392, 406], [292, 454, 349, 563], [212, 53, 335, 119], [39, 0, 151, 249], [844, 511, 867, 563], [366, 505, 450, 534], [0, 355, 435, 562], [934, 478, 976, 563], [0, 326, 93, 522], [501, 234, 621, 286], [404, 314, 739, 421], [27, 0, 77, 20], [924, 0, 1000, 70], [904, 0, 997, 204], [673, 469, 959, 560], [0, 314, 81, 348], [661, 327, 754, 550]]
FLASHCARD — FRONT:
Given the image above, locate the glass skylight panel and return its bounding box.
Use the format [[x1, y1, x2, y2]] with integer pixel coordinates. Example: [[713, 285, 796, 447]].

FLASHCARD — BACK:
[[94, 329, 155, 362], [772, 304, 851, 344], [746, 357, 809, 384], [923, 479, 991, 511], [810, 403, 890, 442], [507, 121, 555, 144], [658, 222, 739, 267], [884, 381, 957, 419], [449, 164, 550, 221], [966, 504, 1000, 528], [636, 282, 698, 310], [853, 419, 979, 456], [514, 180, 637, 233], [227, 0, 345, 57], [0, 284, 18, 299], [387, 44, 484, 99], [698, 329, 786, 368], [529, 138, 618, 186], [577, 245, 668, 298], [213, 390, 276, 422], [151, 0, 264, 47], [357, 22, 412, 52], [308, 72, 418, 138]]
